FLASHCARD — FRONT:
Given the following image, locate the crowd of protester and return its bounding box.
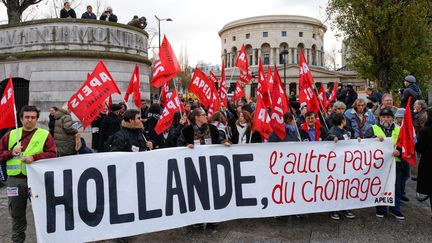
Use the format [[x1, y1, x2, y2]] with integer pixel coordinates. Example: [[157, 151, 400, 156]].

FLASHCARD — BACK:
[[0, 73, 430, 242]]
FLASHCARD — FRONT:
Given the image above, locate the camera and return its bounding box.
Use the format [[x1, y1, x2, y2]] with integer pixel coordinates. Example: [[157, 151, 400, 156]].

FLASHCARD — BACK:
[[393, 88, 404, 93]]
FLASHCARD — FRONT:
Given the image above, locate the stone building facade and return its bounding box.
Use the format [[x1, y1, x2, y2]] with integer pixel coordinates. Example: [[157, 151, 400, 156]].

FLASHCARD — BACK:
[[218, 15, 365, 97], [0, 19, 151, 122]]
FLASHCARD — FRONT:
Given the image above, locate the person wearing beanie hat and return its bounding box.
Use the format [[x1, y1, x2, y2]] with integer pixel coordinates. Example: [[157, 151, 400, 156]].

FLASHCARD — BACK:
[[400, 74, 421, 109], [365, 107, 405, 220], [395, 108, 405, 126], [98, 103, 123, 152]]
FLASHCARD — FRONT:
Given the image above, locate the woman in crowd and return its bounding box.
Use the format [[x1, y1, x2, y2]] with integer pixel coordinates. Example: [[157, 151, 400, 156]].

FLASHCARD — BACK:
[[177, 108, 230, 147], [53, 105, 78, 156], [231, 110, 261, 144], [209, 111, 232, 141]]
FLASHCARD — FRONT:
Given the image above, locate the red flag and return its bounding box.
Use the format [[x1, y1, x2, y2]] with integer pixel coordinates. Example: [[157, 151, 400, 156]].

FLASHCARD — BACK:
[[235, 44, 252, 84], [219, 61, 228, 107], [160, 82, 170, 107], [189, 68, 218, 108], [252, 94, 272, 140], [266, 66, 274, 92], [209, 71, 219, 84], [298, 49, 320, 113], [0, 76, 16, 130], [68, 61, 121, 128], [124, 65, 142, 108], [107, 96, 113, 110], [232, 81, 246, 103], [272, 66, 290, 114], [239, 70, 252, 84], [155, 90, 183, 134], [328, 82, 338, 103], [270, 70, 288, 139], [235, 44, 248, 73], [208, 91, 221, 116], [317, 85, 329, 110], [396, 96, 417, 167], [151, 35, 181, 88]]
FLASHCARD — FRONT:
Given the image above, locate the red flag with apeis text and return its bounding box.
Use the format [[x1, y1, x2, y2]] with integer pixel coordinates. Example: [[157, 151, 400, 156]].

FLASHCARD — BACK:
[[232, 81, 246, 103], [219, 61, 228, 107], [252, 94, 272, 140], [189, 68, 218, 108], [396, 96, 417, 167], [151, 35, 181, 88], [160, 82, 170, 107], [0, 76, 16, 130], [208, 91, 221, 117], [298, 49, 320, 113], [317, 85, 329, 110], [68, 61, 121, 129], [270, 70, 288, 139], [124, 65, 142, 108], [155, 90, 183, 134]]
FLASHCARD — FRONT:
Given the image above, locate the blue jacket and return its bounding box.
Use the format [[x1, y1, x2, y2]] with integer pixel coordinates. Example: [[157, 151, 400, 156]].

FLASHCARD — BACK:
[[344, 108, 375, 138]]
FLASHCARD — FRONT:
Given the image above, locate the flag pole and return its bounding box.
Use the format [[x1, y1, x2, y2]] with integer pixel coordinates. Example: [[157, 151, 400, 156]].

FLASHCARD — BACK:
[[312, 86, 330, 131], [172, 79, 183, 117], [13, 102, 20, 155]]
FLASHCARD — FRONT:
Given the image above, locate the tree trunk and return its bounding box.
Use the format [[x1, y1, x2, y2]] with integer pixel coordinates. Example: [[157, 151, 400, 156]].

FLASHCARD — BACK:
[[7, 9, 22, 24]]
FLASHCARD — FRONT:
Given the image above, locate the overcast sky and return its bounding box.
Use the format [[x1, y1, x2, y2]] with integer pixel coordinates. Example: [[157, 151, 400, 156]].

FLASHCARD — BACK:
[[0, 0, 341, 67]]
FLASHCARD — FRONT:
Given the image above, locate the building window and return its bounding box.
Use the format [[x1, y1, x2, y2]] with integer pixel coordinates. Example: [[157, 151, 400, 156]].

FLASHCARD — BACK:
[[312, 33, 316, 39], [224, 39, 226, 44], [246, 33, 250, 39], [232, 36, 236, 41], [281, 31, 287, 37], [299, 32, 303, 37], [263, 32, 268, 38], [263, 53, 270, 65]]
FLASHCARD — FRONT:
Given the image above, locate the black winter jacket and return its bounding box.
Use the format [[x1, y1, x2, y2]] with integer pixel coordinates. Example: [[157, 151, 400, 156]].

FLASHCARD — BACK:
[[107, 122, 150, 152]]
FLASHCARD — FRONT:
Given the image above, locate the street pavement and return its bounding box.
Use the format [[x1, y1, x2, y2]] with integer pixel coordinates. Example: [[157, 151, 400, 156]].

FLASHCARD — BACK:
[[0, 179, 431, 243]]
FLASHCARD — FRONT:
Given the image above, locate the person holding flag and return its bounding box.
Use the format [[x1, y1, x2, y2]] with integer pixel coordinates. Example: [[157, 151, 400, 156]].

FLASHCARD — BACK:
[[0, 106, 57, 243], [364, 108, 405, 220]]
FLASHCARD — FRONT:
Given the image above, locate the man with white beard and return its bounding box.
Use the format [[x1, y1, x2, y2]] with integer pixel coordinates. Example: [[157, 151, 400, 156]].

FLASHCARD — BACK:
[[364, 108, 405, 220]]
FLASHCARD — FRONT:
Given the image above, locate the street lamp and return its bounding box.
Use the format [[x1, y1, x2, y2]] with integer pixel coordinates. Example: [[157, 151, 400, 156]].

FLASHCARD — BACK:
[[280, 49, 289, 91], [155, 15, 173, 48]]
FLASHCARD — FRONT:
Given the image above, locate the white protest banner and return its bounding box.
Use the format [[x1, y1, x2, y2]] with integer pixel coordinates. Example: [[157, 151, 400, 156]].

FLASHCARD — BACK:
[[27, 139, 395, 243]]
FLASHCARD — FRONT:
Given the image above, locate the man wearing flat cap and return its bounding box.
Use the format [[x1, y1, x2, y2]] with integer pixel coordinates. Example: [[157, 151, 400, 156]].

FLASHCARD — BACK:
[[365, 108, 405, 220], [400, 75, 421, 109]]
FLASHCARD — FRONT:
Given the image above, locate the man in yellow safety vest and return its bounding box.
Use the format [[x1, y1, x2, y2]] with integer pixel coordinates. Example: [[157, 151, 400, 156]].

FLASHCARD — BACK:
[[0, 106, 57, 243], [364, 107, 404, 220]]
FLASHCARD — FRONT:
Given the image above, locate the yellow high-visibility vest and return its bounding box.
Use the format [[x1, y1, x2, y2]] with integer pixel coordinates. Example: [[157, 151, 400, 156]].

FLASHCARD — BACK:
[[6, 128, 49, 176], [372, 124, 401, 162]]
